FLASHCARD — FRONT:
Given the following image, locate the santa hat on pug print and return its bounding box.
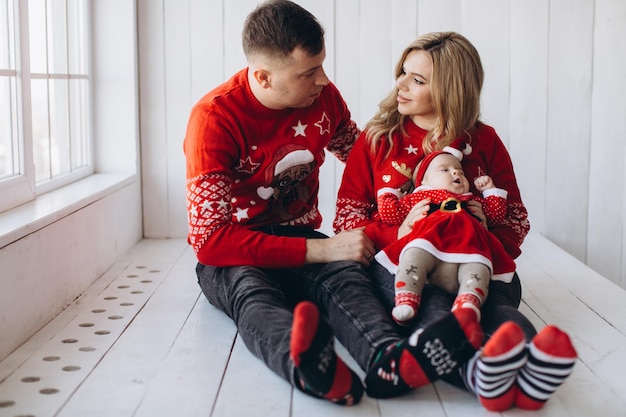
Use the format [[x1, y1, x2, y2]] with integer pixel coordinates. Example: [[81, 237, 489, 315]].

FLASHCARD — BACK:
[[414, 137, 472, 186], [256, 144, 315, 200]]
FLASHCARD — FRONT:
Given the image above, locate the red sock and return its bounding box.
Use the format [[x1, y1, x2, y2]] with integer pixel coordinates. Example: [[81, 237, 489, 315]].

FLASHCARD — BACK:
[[289, 301, 363, 406], [452, 308, 484, 349], [290, 301, 318, 367], [452, 292, 483, 322], [469, 321, 527, 411], [515, 325, 577, 410]]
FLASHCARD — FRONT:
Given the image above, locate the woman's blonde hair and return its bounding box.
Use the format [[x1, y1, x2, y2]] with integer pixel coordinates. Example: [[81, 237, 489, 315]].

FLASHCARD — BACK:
[[365, 32, 484, 156]]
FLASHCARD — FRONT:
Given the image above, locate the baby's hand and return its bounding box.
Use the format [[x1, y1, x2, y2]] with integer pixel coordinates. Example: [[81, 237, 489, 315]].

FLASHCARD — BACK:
[[474, 175, 494, 192]]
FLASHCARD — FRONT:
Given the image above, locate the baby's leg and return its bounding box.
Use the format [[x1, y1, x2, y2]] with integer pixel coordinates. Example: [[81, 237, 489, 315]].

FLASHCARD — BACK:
[[392, 247, 436, 325], [451, 263, 490, 321]]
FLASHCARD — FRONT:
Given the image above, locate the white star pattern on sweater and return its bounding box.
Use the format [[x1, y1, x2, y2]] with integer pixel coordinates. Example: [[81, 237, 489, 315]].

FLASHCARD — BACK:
[[200, 200, 212, 214], [217, 199, 229, 210], [292, 120, 307, 137], [314, 112, 331, 135], [235, 156, 260, 174], [405, 144, 419, 155], [234, 207, 249, 222]]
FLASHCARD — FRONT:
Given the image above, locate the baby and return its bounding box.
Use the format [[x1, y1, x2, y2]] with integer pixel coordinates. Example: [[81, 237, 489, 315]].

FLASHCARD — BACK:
[[375, 149, 516, 325]]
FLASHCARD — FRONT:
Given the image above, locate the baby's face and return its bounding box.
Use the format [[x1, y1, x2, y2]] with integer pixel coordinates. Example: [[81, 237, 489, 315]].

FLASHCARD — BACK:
[[422, 153, 470, 194]]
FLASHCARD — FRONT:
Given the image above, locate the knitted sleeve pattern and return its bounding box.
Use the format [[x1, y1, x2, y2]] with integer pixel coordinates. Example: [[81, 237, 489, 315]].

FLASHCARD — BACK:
[[327, 119, 360, 162]]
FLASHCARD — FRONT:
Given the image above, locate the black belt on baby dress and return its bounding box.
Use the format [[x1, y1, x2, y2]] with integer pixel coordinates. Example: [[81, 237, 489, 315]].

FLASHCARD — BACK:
[[427, 197, 465, 214], [427, 197, 485, 224]]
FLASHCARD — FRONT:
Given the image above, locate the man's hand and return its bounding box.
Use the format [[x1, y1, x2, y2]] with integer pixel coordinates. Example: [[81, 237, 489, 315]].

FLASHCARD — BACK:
[[305, 227, 376, 266]]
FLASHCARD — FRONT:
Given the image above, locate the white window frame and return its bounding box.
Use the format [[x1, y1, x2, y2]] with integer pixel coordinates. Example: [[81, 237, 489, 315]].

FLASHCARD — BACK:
[[0, 0, 93, 214], [0, 0, 140, 250]]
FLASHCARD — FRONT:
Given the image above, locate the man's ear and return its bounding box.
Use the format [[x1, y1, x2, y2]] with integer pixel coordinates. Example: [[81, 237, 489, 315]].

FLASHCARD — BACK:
[[252, 68, 271, 89]]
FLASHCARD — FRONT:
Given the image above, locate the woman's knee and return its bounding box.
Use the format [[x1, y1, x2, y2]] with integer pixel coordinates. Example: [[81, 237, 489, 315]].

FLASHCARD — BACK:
[[487, 274, 522, 308], [481, 304, 536, 340]]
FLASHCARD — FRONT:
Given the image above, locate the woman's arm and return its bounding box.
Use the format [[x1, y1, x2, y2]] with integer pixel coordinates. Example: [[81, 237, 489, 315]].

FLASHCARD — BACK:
[[333, 135, 402, 250], [477, 128, 530, 258]]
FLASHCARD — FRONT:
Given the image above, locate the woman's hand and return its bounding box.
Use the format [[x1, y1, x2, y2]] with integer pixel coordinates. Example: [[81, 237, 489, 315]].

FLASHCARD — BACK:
[[397, 198, 431, 239], [466, 200, 488, 229]]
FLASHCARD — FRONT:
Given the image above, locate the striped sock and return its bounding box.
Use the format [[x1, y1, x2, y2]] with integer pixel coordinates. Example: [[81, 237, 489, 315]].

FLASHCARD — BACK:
[[290, 301, 364, 406], [463, 321, 528, 411], [515, 325, 577, 410]]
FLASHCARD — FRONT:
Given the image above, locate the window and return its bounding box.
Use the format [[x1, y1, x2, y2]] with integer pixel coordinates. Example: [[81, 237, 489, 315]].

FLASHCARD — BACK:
[[0, 0, 91, 213]]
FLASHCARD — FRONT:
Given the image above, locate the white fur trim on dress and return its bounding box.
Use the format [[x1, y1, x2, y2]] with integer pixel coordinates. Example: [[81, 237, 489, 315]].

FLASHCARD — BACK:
[[374, 239, 514, 283]]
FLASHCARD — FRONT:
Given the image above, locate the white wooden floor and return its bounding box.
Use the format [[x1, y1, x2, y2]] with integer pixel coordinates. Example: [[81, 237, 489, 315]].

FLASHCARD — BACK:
[[1, 235, 625, 417]]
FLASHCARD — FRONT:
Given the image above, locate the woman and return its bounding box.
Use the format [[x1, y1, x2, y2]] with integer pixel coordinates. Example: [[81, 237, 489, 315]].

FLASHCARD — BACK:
[[334, 32, 576, 411]]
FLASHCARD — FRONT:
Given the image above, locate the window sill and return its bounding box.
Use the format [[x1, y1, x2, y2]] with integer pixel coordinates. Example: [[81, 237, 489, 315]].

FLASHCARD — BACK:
[[0, 173, 137, 249]]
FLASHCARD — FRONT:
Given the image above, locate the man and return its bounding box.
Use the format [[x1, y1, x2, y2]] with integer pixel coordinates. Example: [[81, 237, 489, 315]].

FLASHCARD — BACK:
[[183, 0, 481, 405]]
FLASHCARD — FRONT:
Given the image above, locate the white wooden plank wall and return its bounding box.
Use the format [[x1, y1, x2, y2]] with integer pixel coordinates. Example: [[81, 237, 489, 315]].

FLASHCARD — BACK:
[[588, 0, 626, 283], [138, 0, 626, 288], [545, 0, 594, 262]]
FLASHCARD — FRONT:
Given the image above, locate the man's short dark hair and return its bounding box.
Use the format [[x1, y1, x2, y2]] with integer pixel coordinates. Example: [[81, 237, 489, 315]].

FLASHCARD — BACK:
[[242, 0, 325, 60]]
